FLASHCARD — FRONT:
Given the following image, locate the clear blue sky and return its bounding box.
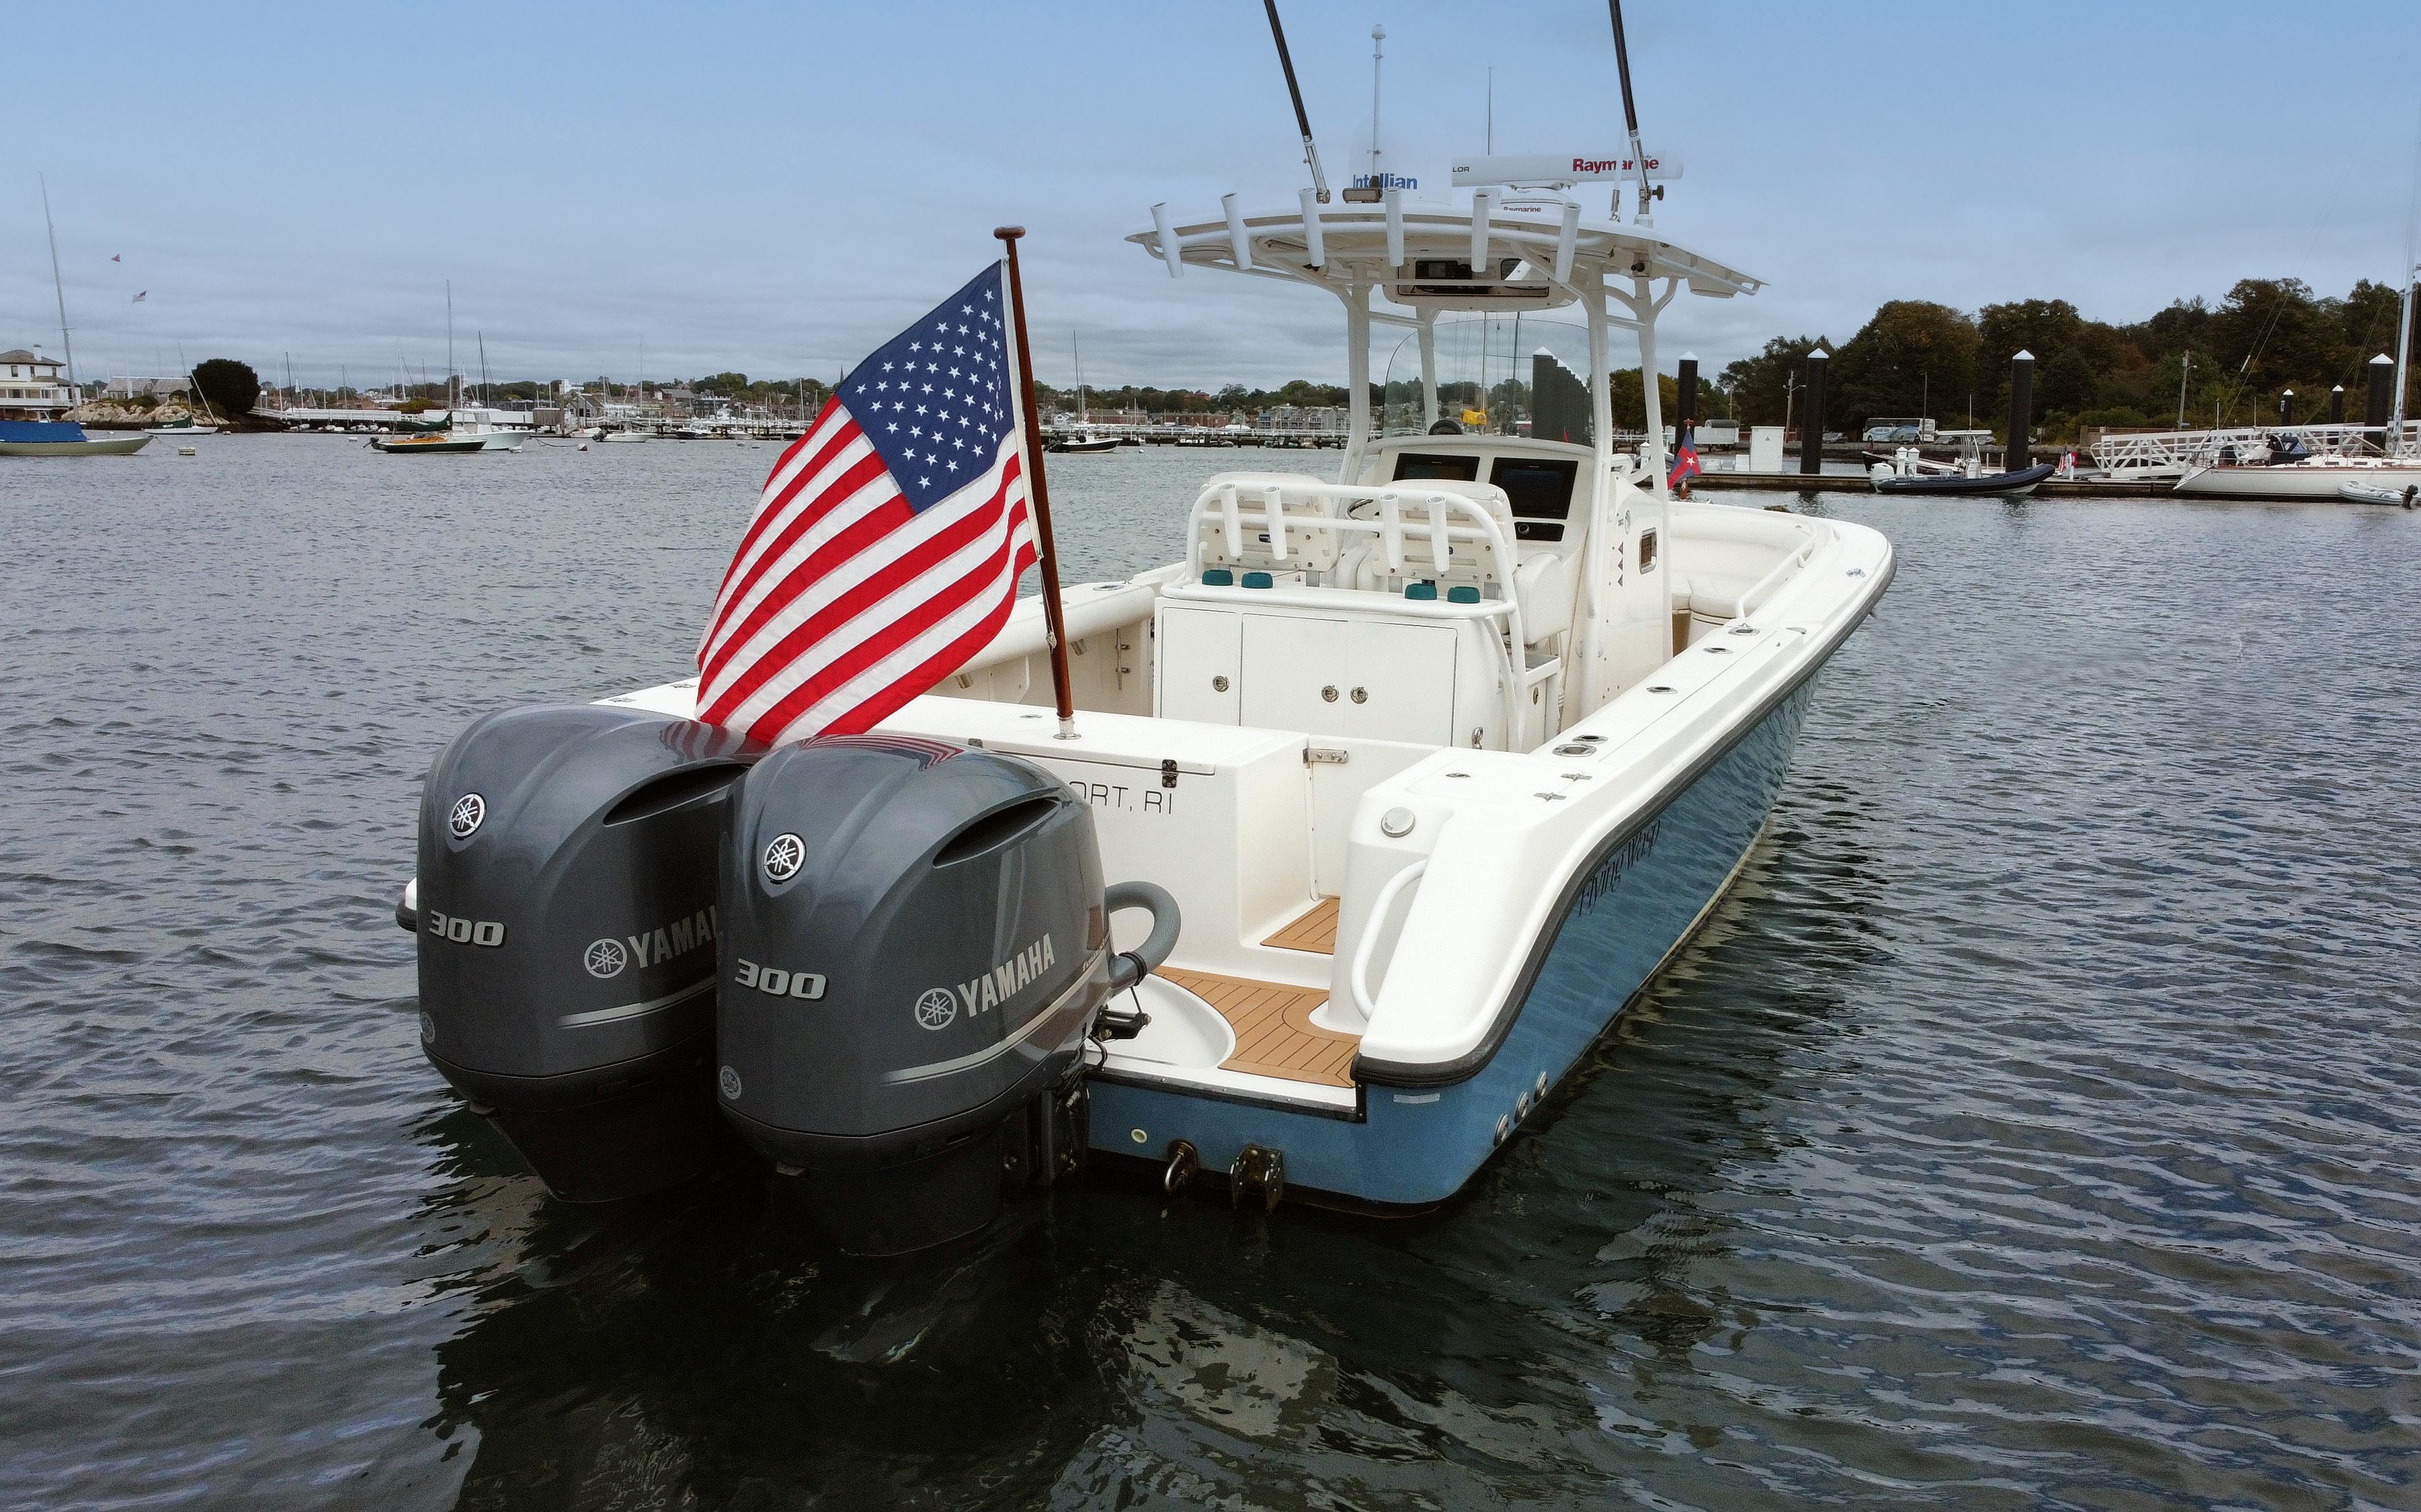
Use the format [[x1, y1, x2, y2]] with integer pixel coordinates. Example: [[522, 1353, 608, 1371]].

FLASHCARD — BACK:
[[9, 1, 2419, 393]]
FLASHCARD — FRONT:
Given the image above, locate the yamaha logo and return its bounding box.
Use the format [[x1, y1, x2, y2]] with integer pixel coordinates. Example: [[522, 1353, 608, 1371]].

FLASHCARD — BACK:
[[583, 939, 628, 979], [762, 833, 806, 882], [719, 1065, 742, 1101], [913, 987, 957, 1031], [448, 793, 486, 839]]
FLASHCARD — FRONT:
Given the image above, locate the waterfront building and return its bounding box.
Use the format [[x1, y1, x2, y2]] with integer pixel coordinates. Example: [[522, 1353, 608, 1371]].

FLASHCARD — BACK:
[[1, 348, 74, 417], [103, 375, 192, 401]]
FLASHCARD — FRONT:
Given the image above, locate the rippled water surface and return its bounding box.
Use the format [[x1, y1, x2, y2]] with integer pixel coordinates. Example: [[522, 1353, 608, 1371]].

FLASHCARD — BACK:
[[3, 437, 2417, 1509]]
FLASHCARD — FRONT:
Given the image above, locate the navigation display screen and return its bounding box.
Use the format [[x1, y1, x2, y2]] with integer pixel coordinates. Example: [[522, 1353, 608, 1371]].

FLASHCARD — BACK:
[[1392, 453, 1481, 482], [1489, 458, 1579, 519]]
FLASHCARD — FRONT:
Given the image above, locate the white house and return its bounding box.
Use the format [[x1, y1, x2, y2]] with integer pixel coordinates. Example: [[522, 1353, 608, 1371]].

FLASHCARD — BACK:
[[0, 348, 73, 417]]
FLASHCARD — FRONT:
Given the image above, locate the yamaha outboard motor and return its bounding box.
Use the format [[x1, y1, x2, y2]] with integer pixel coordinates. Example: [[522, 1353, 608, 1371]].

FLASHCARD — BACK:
[[411, 704, 762, 1202], [717, 736, 1177, 1255]]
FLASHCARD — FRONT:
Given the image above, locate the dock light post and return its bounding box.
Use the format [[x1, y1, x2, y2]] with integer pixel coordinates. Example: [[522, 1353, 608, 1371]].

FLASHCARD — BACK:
[[1797, 349, 1829, 476], [2006, 350, 2034, 472], [2329, 385, 2344, 425], [2366, 354, 2393, 443], [2280, 389, 2295, 427]]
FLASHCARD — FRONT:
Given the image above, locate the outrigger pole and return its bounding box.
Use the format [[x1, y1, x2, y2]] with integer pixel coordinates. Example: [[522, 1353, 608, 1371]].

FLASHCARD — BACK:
[[994, 227, 1079, 741], [1262, 1, 1330, 204], [1606, 1, 1655, 226]]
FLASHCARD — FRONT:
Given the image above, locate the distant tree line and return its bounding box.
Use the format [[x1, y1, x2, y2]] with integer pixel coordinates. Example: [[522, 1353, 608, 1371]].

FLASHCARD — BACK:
[[214, 274, 2420, 444], [1717, 277, 2419, 442], [1030, 378, 1352, 414]]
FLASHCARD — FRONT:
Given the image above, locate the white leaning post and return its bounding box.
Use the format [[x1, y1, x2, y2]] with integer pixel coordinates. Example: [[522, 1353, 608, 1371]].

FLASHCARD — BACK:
[[1181, 480, 1531, 741]]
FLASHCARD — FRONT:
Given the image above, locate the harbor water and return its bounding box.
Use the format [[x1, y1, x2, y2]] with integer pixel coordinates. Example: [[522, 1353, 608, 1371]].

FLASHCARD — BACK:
[[3, 437, 2416, 1508]]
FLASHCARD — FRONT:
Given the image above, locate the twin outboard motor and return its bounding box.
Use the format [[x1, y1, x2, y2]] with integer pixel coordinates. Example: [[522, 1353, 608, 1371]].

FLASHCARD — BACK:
[[718, 736, 1174, 1255], [408, 706, 1178, 1251], [412, 705, 762, 1202]]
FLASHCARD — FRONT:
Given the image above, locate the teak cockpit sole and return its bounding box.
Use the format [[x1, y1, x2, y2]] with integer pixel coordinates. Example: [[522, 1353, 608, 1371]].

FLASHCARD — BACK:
[[1159, 967, 1358, 1088], [1261, 896, 1341, 954]]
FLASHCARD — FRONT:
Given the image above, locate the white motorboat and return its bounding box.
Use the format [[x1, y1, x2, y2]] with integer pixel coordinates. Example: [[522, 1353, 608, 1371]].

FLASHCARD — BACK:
[[596, 429, 650, 444], [442, 407, 532, 452], [142, 421, 220, 437], [400, 190, 1894, 1222]]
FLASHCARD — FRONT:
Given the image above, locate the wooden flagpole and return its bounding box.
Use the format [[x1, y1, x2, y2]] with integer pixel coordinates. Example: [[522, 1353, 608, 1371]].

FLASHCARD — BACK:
[[995, 227, 1079, 740]]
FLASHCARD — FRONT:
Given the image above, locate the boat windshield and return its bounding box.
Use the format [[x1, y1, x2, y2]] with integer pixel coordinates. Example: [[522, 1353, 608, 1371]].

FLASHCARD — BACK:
[[1381, 314, 1594, 440]]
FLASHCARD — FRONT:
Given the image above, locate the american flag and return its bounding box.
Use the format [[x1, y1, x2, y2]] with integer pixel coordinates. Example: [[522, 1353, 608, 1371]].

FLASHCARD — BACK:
[[695, 263, 1037, 744]]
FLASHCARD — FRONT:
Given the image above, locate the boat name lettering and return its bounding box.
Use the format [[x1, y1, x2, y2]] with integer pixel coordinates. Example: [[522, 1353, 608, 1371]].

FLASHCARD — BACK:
[[424, 910, 505, 948], [1065, 779, 1176, 816], [735, 959, 827, 1000], [954, 933, 1057, 1019], [1573, 821, 1663, 917]]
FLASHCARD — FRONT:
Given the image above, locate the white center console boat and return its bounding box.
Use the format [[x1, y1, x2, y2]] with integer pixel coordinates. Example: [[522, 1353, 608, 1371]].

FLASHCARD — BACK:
[[412, 192, 1896, 1229]]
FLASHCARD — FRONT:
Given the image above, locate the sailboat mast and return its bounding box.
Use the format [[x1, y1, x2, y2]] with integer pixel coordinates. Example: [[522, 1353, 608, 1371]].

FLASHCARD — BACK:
[[2395, 111, 2420, 443], [40, 174, 77, 392], [446, 281, 456, 411], [2394, 263, 2415, 441]]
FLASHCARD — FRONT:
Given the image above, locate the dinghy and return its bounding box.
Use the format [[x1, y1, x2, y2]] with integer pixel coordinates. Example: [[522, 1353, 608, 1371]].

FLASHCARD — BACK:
[[1873, 460, 2055, 497], [2339, 478, 2420, 508], [399, 187, 1894, 1245], [1869, 434, 2054, 496]]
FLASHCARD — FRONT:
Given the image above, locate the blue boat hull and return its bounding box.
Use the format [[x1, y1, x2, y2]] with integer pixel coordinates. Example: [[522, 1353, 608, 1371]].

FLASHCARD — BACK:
[[1087, 677, 1817, 1207]]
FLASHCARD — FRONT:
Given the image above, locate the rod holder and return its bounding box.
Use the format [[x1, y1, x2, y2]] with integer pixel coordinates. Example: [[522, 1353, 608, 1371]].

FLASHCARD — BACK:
[[1150, 202, 1183, 279], [1221, 193, 1252, 271]]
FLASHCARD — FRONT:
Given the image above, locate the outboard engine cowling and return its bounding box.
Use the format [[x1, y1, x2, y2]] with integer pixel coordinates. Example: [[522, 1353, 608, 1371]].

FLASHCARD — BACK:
[[717, 735, 1168, 1255], [415, 704, 761, 1202]]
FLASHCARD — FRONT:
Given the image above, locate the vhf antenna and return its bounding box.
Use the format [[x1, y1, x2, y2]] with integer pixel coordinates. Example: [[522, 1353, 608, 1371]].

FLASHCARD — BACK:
[[1262, 1, 1329, 203], [1608, 0, 1657, 226]]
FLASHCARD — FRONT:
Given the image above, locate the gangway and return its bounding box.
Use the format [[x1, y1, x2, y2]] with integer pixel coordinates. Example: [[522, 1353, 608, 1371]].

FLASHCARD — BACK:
[[2090, 421, 2420, 478]]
